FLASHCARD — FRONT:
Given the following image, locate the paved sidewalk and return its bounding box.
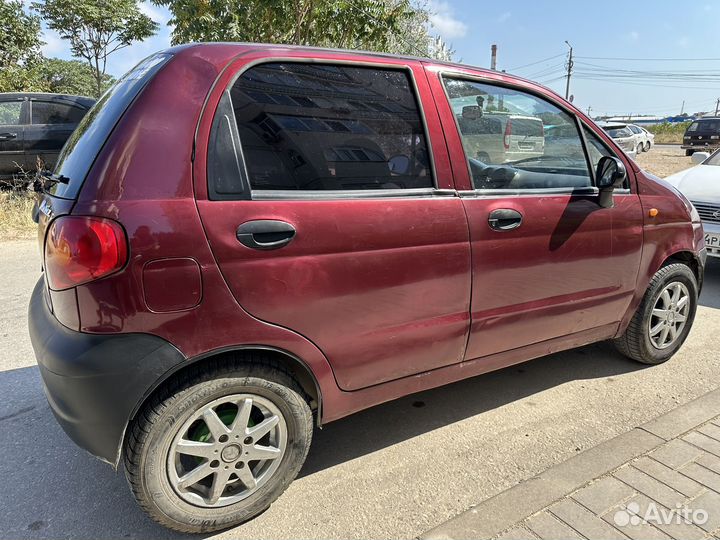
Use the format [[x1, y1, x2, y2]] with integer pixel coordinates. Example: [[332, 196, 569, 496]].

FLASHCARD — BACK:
[[423, 387, 720, 540]]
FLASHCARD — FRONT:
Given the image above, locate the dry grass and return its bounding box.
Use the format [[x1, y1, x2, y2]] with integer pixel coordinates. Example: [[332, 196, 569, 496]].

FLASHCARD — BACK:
[[634, 146, 692, 178], [0, 192, 37, 241]]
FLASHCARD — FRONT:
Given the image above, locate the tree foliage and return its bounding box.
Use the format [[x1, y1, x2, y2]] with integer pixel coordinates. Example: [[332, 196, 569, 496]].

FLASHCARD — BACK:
[[33, 0, 158, 96], [152, 0, 453, 59], [38, 58, 116, 96], [0, 0, 45, 92]]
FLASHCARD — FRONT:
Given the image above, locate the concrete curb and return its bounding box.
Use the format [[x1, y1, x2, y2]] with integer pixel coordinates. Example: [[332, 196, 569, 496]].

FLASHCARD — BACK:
[[421, 386, 720, 540]]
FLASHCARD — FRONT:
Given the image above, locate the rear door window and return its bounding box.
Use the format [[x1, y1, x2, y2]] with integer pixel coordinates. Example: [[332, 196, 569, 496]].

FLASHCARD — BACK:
[[31, 101, 86, 125], [209, 62, 433, 196]]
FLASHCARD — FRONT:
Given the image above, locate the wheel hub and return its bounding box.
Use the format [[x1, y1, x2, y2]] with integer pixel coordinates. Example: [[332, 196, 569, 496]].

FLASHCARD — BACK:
[[221, 444, 242, 463]]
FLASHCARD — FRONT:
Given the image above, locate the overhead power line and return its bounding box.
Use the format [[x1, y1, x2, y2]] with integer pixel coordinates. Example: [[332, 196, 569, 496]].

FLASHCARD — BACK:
[[577, 56, 720, 61], [506, 53, 566, 72]]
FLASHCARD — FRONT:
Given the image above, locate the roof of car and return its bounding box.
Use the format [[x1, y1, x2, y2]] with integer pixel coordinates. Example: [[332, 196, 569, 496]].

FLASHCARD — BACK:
[[0, 92, 95, 107], [165, 42, 565, 100]]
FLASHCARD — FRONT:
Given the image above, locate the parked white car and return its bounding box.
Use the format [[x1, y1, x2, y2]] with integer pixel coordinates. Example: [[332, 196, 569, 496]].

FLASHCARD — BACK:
[[597, 122, 637, 158], [664, 150, 720, 258], [627, 124, 655, 153]]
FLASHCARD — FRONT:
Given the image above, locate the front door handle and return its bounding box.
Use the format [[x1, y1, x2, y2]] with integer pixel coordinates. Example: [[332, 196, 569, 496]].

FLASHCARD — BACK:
[[236, 220, 296, 250], [0, 132, 18, 141], [488, 208, 523, 231]]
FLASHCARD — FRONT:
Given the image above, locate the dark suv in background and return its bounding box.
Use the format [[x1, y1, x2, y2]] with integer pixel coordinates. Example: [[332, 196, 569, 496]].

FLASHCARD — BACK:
[[0, 93, 94, 182], [683, 117, 720, 156]]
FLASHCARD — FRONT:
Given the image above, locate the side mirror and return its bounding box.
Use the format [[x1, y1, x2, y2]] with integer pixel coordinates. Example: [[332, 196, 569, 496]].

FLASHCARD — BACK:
[[691, 152, 710, 165], [596, 156, 627, 208]]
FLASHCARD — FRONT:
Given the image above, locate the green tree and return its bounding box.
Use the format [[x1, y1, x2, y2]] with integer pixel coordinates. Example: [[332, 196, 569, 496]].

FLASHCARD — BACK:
[[0, 0, 45, 92], [154, 0, 414, 51], [33, 0, 158, 97], [37, 58, 116, 96]]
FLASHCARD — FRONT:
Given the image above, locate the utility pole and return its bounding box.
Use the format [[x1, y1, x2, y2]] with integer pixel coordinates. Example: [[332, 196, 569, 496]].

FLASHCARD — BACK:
[[586, 106, 592, 118], [680, 100, 685, 115], [564, 40, 573, 100], [715, 98, 719, 116], [491, 44, 497, 70]]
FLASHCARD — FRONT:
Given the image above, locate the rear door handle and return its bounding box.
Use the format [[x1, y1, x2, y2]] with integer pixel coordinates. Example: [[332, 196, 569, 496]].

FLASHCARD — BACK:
[[236, 220, 296, 250], [488, 208, 523, 231], [0, 132, 17, 140]]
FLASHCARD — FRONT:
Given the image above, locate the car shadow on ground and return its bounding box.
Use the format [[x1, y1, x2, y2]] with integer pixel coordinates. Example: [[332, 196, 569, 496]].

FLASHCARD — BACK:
[[4, 260, 718, 539], [2, 343, 644, 539]]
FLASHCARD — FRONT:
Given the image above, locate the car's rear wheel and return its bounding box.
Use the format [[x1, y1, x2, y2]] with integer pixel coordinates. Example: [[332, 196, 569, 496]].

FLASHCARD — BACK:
[[124, 360, 313, 533], [614, 263, 698, 364]]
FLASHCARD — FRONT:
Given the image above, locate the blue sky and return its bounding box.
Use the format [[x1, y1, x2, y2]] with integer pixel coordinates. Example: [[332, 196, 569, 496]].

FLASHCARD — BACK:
[[36, 0, 720, 117]]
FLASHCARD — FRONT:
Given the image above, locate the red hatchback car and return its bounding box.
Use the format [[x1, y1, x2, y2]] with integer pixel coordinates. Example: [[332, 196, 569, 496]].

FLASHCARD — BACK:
[[30, 44, 706, 532]]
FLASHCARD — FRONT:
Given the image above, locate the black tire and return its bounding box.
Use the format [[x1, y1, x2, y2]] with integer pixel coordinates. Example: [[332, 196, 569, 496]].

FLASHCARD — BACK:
[[614, 263, 698, 364], [124, 359, 313, 533], [644, 141, 651, 152], [637, 143, 644, 154], [686, 149, 694, 156]]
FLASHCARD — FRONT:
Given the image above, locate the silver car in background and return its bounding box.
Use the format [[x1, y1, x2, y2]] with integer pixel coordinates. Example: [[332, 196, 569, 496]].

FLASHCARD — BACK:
[[665, 150, 720, 258], [597, 122, 637, 158]]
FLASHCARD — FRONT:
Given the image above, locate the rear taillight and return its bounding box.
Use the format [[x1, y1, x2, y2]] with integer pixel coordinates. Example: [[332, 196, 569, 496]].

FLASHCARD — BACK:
[[45, 216, 128, 291], [503, 120, 512, 150]]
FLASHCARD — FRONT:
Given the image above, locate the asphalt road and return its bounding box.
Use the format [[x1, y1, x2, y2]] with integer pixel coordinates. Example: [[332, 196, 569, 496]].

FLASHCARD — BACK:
[[2, 239, 720, 539]]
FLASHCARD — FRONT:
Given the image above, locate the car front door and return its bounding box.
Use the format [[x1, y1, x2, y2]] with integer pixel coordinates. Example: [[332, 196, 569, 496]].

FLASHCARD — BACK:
[[429, 70, 644, 360], [195, 56, 471, 391], [0, 98, 27, 178], [26, 99, 86, 172]]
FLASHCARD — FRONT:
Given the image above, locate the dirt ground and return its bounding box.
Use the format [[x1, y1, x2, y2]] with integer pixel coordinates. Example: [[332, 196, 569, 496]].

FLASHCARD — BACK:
[[634, 144, 691, 178]]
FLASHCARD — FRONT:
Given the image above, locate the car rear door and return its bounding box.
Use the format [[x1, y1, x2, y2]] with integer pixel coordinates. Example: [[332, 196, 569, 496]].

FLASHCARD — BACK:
[[194, 54, 471, 391], [427, 68, 644, 360], [26, 99, 86, 172], [0, 97, 27, 178]]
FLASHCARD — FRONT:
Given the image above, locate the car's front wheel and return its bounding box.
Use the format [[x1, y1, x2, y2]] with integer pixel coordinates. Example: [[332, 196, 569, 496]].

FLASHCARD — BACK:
[[614, 263, 698, 364], [124, 360, 313, 533]]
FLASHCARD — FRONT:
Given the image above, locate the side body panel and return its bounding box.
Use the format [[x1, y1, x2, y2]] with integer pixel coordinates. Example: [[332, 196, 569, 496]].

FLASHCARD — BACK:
[[193, 51, 471, 391]]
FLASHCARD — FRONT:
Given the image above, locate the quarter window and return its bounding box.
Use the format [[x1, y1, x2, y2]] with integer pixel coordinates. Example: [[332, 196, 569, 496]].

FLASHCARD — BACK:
[[443, 77, 592, 190], [211, 62, 433, 195]]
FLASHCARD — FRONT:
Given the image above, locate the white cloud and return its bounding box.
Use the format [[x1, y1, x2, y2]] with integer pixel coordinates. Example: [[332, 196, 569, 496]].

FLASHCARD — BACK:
[[429, 1, 468, 39], [629, 30, 639, 40], [496, 11, 511, 23], [41, 29, 67, 56], [138, 1, 171, 25]]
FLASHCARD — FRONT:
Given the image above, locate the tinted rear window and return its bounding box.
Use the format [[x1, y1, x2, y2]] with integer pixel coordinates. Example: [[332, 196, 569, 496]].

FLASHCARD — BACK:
[[606, 127, 631, 138], [32, 101, 86, 124], [216, 62, 433, 193], [688, 119, 720, 133], [511, 118, 543, 137], [49, 53, 172, 199]]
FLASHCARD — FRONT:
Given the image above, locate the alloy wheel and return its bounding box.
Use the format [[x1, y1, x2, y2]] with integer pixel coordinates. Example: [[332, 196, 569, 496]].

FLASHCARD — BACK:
[[167, 394, 287, 508], [648, 281, 690, 350]]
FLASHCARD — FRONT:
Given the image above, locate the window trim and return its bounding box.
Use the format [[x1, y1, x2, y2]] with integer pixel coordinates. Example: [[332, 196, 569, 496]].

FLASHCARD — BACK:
[[437, 69, 628, 195], [208, 57, 441, 200]]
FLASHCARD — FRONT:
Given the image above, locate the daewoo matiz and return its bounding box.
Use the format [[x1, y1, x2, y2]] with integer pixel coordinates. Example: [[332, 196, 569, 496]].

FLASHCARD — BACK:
[[29, 44, 706, 532]]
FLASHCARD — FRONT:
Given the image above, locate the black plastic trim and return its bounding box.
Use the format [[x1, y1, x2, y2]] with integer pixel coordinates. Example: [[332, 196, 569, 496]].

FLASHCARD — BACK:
[[28, 278, 186, 466]]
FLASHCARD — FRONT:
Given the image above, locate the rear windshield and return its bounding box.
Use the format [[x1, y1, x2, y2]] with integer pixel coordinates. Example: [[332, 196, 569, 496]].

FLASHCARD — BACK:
[[48, 52, 172, 199], [606, 127, 631, 138], [687, 119, 720, 133], [511, 118, 543, 137]]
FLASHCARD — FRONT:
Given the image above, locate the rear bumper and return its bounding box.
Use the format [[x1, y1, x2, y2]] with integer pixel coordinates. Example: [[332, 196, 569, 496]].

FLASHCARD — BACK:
[[682, 142, 720, 150], [28, 278, 185, 466]]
